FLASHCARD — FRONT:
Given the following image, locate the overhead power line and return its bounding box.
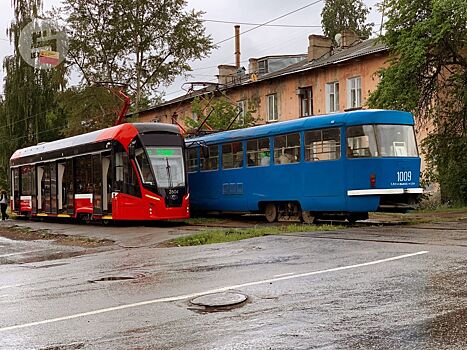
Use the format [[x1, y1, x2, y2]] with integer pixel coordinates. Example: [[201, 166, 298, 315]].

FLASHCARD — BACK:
[[214, 0, 323, 46], [204, 19, 321, 28]]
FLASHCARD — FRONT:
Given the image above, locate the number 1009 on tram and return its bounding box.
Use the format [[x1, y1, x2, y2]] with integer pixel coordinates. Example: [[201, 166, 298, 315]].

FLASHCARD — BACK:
[[10, 123, 189, 222], [186, 109, 423, 223]]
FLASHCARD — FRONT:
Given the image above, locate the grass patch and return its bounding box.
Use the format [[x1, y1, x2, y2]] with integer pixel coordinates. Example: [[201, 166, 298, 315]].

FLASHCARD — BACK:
[[178, 217, 226, 225], [415, 206, 467, 213], [168, 223, 344, 246]]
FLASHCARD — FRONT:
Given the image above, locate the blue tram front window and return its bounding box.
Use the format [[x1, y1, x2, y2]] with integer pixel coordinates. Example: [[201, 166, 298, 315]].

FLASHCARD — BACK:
[[375, 125, 418, 157], [146, 147, 186, 188], [346, 124, 418, 158]]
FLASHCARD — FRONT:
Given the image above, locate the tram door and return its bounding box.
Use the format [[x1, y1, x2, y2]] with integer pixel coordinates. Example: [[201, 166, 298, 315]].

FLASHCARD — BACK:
[[12, 168, 20, 212], [57, 159, 74, 215], [102, 154, 112, 213], [36, 166, 43, 212], [92, 154, 103, 215]]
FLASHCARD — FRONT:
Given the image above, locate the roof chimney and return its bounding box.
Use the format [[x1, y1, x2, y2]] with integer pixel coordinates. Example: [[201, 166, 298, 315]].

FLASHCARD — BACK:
[[248, 58, 258, 75], [340, 29, 360, 48], [217, 65, 237, 85], [235, 25, 240, 68], [307, 34, 332, 62]]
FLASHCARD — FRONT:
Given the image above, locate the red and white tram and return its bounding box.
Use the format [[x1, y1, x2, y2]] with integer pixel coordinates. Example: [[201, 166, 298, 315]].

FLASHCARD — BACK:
[[10, 123, 189, 222]]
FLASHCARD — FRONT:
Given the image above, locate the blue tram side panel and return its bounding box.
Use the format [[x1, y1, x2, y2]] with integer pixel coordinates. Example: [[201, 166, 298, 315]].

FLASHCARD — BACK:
[[185, 109, 423, 222]]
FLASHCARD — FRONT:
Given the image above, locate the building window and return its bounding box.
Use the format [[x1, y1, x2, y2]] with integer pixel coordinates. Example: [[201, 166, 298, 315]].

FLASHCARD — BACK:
[[237, 100, 246, 124], [258, 59, 268, 75], [299, 87, 313, 117], [267, 93, 278, 122], [325, 82, 339, 113], [347, 76, 362, 108]]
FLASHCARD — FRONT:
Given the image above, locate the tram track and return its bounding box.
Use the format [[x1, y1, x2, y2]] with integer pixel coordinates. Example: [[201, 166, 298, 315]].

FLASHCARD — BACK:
[[281, 232, 467, 248]]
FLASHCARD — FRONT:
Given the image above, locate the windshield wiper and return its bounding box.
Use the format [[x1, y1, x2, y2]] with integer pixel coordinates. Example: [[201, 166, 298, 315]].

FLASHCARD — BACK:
[[165, 157, 173, 189]]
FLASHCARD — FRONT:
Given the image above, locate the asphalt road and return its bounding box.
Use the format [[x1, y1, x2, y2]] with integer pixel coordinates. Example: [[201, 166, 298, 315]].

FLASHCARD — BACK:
[[0, 218, 466, 350]]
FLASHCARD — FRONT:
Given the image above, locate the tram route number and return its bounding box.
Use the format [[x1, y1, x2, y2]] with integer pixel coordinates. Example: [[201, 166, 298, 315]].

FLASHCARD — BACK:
[[396, 171, 412, 182]]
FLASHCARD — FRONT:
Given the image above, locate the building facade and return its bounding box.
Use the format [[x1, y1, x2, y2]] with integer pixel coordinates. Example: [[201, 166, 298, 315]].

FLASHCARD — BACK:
[[135, 31, 389, 129]]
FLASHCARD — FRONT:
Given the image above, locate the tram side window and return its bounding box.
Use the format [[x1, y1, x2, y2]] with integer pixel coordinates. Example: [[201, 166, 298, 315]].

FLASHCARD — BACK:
[[201, 145, 218, 171], [247, 138, 270, 166], [274, 133, 300, 164], [75, 155, 93, 193], [20, 166, 34, 195], [305, 128, 341, 161], [187, 147, 198, 172], [114, 145, 141, 197], [346, 125, 378, 158], [222, 142, 243, 169]]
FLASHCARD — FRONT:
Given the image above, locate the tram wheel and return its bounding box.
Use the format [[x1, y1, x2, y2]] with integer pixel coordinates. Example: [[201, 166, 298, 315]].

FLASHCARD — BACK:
[[80, 214, 92, 225], [347, 212, 368, 224], [264, 203, 278, 223], [300, 211, 315, 224]]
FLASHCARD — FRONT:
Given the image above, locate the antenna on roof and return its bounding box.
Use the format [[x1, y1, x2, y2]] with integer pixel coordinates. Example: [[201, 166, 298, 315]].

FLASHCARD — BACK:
[[334, 33, 342, 47]]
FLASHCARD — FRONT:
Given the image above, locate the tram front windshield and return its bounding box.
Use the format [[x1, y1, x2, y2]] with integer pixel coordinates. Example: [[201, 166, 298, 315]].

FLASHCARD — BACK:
[[145, 147, 185, 188], [346, 124, 418, 158]]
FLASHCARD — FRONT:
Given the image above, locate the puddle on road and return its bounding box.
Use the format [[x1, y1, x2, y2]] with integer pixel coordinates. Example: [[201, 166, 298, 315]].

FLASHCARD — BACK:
[[39, 342, 85, 350], [88, 275, 141, 283]]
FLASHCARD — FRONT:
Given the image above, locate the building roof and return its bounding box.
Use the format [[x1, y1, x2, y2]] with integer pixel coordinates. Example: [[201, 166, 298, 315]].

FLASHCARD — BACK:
[[135, 38, 388, 116]]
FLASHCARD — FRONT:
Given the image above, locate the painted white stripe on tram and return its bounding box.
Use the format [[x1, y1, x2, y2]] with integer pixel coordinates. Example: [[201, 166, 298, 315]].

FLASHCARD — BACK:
[[347, 188, 424, 196], [74, 194, 93, 200], [0, 251, 428, 332]]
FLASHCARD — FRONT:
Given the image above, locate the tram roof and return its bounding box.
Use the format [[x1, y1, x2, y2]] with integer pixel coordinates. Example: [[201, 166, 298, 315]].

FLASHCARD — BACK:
[[11, 123, 180, 161], [186, 109, 414, 145]]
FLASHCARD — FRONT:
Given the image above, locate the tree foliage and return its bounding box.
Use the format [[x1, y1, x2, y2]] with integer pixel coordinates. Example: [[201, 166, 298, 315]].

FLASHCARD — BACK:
[[57, 86, 124, 137], [185, 95, 258, 133], [0, 0, 66, 189], [321, 0, 373, 44], [368, 0, 467, 205], [59, 0, 214, 111]]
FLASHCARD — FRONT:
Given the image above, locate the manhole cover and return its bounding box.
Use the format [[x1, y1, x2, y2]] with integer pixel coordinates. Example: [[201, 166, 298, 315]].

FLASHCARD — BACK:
[[190, 292, 247, 307]]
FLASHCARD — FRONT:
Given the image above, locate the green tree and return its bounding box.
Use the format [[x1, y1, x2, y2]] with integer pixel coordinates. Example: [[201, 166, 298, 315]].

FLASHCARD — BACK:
[[321, 0, 373, 44], [0, 0, 66, 188], [59, 0, 214, 111], [367, 0, 467, 205], [185, 95, 257, 133], [57, 86, 125, 137]]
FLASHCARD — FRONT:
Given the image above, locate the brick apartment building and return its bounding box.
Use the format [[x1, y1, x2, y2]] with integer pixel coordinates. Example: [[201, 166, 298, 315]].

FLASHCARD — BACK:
[[134, 30, 388, 128]]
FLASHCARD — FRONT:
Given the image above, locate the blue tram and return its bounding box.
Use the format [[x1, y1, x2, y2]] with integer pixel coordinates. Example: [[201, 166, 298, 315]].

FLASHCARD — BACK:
[[185, 110, 423, 222]]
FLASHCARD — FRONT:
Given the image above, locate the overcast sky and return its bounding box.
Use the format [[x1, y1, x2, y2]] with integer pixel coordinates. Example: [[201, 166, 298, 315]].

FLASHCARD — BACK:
[[0, 0, 382, 100]]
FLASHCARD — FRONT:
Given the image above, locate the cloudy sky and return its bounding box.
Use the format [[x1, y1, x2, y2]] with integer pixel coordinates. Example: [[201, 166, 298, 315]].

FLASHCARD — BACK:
[[0, 0, 382, 100]]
